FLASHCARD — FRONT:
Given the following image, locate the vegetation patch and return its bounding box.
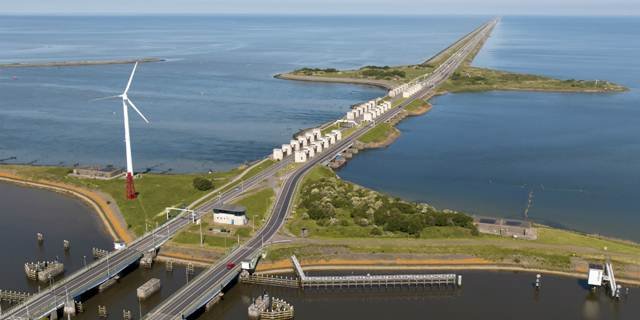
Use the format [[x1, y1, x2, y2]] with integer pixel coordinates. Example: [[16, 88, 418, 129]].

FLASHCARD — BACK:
[[291, 64, 433, 85], [1, 165, 243, 235], [440, 66, 627, 93], [288, 166, 477, 238], [358, 123, 396, 145]]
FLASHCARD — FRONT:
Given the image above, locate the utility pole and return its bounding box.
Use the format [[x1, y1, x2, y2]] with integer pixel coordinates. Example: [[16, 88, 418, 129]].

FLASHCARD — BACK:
[[199, 220, 203, 247]]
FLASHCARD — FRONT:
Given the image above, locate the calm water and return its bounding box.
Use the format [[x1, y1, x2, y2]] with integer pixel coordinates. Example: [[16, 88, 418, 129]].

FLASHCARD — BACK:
[[206, 271, 638, 320], [0, 182, 112, 292], [340, 16, 640, 241], [0, 15, 487, 173]]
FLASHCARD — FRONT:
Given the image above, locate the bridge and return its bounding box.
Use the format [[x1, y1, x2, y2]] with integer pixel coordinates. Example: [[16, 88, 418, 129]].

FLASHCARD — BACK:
[[145, 18, 498, 320], [0, 157, 292, 319]]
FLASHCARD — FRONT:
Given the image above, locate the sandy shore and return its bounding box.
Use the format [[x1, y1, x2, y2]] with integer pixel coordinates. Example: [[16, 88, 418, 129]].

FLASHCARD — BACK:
[[0, 171, 134, 243]]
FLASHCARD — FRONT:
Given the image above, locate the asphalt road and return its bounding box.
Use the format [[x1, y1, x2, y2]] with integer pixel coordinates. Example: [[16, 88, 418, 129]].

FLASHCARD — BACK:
[[145, 18, 499, 320]]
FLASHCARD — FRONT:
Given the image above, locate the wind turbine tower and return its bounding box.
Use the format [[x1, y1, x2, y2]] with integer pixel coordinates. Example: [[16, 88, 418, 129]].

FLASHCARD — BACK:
[[96, 62, 149, 200]]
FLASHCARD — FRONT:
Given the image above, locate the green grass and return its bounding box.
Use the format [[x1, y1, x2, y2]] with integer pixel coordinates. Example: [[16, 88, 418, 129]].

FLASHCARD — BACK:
[[358, 123, 395, 144], [2, 165, 243, 236], [439, 66, 627, 93], [404, 99, 429, 113], [535, 227, 640, 256], [232, 188, 276, 229], [291, 64, 434, 86]]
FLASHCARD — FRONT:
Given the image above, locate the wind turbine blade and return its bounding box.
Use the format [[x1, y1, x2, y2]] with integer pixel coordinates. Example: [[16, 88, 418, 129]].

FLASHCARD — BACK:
[[124, 62, 139, 94], [125, 98, 150, 123], [90, 94, 121, 102]]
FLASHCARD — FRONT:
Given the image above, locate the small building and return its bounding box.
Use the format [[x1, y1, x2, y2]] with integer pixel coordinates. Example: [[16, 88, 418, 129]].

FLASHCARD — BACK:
[[213, 204, 248, 226], [305, 146, 316, 158], [70, 166, 124, 180], [305, 132, 315, 143], [588, 264, 604, 286], [312, 142, 323, 153], [320, 138, 330, 148], [272, 148, 283, 161], [331, 129, 342, 141], [326, 134, 336, 145], [294, 150, 307, 163], [290, 140, 300, 151], [281, 144, 292, 156], [346, 111, 356, 120], [473, 216, 537, 240], [297, 136, 308, 147], [312, 128, 322, 140], [363, 112, 374, 121]]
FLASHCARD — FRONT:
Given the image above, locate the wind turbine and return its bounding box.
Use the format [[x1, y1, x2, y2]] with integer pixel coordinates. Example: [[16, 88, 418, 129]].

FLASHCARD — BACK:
[[95, 62, 149, 200]]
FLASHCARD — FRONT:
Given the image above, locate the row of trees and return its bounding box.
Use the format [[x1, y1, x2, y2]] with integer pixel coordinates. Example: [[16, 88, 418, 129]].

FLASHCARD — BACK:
[[299, 177, 477, 236]]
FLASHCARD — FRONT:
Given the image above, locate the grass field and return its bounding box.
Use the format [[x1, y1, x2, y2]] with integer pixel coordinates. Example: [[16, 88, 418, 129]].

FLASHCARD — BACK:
[[171, 186, 276, 248], [358, 123, 396, 144], [1, 164, 244, 235], [291, 65, 433, 86], [439, 66, 627, 93]]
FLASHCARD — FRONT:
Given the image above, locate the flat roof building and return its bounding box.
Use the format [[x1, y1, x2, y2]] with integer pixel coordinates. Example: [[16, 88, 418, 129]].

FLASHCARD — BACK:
[[213, 204, 248, 226]]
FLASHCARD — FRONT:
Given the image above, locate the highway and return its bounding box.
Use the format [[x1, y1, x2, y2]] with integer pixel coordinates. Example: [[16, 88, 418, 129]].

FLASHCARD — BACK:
[[145, 18, 498, 320], [0, 157, 292, 319]]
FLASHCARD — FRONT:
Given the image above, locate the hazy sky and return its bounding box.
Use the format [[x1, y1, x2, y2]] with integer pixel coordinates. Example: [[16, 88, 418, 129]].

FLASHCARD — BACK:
[[2, 0, 638, 15]]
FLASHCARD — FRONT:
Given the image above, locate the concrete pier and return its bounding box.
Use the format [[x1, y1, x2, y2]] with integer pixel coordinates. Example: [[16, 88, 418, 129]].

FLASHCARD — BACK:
[[137, 278, 161, 300]]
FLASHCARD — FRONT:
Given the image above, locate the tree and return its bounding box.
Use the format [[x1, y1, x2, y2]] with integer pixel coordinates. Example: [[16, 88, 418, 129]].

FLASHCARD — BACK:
[[192, 177, 213, 191]]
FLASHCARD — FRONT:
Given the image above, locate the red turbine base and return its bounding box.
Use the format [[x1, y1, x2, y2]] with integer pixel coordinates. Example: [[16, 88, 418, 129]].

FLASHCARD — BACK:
[[126, 172, 137, 200]]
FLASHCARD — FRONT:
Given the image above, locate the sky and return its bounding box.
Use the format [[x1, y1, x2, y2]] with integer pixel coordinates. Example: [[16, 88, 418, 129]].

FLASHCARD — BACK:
[[1, 0, 638, 15]]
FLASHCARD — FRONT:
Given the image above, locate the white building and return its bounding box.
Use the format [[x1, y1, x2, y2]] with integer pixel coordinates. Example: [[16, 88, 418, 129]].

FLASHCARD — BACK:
[[305, 132, 315, 143], [297, 136, 308, 147], [346, 111, 356, 120], [312, 141, 323, 153], [363, 112, 374, 121], [331, 129, 342, 141], [290, 139, 300, 151], [281, 144, 292, 156], [305, 146, 316, 158], [272, 148, 283, 161], [312, 128, 322, 140], [326, 134, 336, 145], [320, 137, 330, 148], [213, 204, 248, 226], [294, 150, 307, 163]]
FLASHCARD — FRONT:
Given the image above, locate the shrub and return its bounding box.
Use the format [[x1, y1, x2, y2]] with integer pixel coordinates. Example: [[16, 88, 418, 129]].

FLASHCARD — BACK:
[[192, 177, 213, 191]]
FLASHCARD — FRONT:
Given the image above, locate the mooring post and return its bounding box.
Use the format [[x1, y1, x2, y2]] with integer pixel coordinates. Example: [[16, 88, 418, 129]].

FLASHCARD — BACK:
[[535, 274, 541, 290]]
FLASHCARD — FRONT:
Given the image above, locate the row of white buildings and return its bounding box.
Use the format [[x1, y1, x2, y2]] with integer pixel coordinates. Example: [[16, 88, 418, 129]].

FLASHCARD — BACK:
[[388, 82, 424, 98], [346, 99, 392, 122], [272, 128, 343, 163]]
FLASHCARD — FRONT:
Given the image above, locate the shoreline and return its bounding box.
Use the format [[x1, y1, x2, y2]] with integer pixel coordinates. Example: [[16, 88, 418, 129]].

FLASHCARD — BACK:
[[255, 258, 640, 287], [274, 73, 394, 90], [0, 172, 133, 243], [0, 57, 164, 68]]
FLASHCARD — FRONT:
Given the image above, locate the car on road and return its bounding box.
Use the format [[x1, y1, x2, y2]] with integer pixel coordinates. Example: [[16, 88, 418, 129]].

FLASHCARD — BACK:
[[226, 262, 236, 270]]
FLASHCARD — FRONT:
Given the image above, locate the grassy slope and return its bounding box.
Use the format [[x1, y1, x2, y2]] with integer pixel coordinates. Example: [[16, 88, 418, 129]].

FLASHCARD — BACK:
[[358, 123, 396, 144], [280, 165, 640, 273], [172, 187, 276, 248], [291, 65, 433, 86], [1, 165, 242, 235], [440, 66, 627, 93]]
